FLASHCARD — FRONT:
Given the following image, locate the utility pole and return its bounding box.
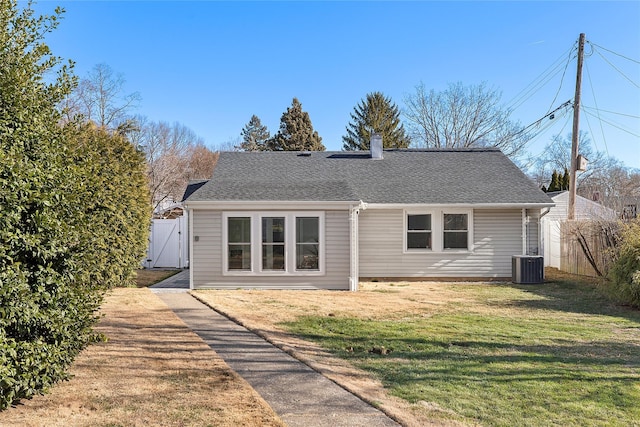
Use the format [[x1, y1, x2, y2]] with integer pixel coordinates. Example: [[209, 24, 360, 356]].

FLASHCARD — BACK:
[[568, 33, 585, 220]]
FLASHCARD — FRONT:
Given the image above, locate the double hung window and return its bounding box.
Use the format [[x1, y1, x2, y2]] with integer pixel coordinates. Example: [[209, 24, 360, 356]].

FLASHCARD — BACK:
[[405, 210, 472, 252], [443, 213, 468, 250], [406, 214, 432, 250], [262, 217, 285, 270], [227, 217, 251, 270], [296, 217, 320, 270]]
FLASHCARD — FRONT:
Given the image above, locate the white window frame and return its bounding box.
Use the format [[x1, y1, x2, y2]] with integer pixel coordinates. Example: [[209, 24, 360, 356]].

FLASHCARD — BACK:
[[222, 211, 325, 276], [403, 209, 473, 253], [403, 210, 435, 253], [442, 210, 473, 251]]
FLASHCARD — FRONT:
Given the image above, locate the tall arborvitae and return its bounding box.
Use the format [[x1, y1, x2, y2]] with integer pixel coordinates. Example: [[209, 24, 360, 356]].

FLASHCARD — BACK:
[[562, 167, 570, 191], [268, 98, 324, 151], [548, 170, 562, 192], [343, 92, 410, 151], [238, 114, 270, 151]]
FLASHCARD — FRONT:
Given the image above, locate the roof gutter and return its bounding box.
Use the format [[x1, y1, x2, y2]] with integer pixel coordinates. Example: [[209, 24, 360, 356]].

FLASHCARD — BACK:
[[363, 202, 555, 210], [184, 200, 359, 210]]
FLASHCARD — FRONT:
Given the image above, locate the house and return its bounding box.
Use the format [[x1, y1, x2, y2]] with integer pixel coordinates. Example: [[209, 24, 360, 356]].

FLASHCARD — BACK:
[[184, 139, 554, 290], [541, 191, 617, 269]]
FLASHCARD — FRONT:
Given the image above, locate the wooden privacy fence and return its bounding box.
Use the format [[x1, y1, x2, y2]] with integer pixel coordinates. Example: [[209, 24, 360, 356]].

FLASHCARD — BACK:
[[560, 220, 617, 277]]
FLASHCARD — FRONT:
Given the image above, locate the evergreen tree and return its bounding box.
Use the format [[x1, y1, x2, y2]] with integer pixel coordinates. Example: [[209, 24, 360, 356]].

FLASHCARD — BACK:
[[268, 98, 324, 151], [0, 1, 149, 408], [342, 92, 410, 151], [548, 170, 561, 192], [238, 114, 270, 151], [562, 167, 570, 191]]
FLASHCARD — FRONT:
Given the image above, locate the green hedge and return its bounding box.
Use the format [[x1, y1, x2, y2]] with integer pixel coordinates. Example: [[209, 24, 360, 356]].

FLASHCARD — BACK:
[[0, 1, 150, 409]]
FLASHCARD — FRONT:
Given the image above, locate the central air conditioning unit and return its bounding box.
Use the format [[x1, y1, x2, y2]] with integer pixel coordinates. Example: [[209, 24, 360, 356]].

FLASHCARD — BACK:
[[512, 255, 544, 284]]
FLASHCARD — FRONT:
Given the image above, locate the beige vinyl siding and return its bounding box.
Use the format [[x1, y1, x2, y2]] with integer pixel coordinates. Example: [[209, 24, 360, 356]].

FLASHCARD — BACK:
[[358, 209, 524, 278], [191, 210, 350, 290]]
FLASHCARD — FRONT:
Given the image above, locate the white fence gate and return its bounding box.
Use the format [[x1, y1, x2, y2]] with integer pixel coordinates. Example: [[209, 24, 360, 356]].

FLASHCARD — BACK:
[[145, 216, 188, 268], [542, 219, 562, 269]]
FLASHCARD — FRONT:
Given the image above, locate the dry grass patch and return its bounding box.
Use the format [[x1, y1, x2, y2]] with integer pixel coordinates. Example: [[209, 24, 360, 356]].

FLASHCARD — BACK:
[[2, 288, 284, 427], [134, 269, 180, 287]]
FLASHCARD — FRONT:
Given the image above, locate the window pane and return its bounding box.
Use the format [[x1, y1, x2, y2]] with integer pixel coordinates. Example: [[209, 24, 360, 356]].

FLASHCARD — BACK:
[[262, 217, 285, 243], [296, 244, 319, 270], [444, 214, 467, 231], [228, 217, 250, 243], [296, 217, 320, 270], [408, 214, 430, 231], [228, 244, 251, 270], [296, 217, 319, 243], [407, 232, 431, 249], [262, 244, 285, 270], [444, 231, 468, 249]]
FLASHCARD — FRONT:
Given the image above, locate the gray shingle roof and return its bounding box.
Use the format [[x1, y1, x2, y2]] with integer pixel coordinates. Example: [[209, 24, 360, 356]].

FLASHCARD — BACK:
[[187, 148, 553, 205]]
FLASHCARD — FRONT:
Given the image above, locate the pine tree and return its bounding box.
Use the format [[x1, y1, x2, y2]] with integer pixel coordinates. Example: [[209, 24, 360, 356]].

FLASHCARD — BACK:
[[548, 170, 561, 192], [238, 114, 270, 151], [562, 167, 570, 190], [268, 98, 324, 151], [343, 92, 410, 151]]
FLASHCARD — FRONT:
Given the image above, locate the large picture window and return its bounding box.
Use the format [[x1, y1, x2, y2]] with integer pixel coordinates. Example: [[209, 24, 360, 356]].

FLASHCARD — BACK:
[[228, 217, 251, 270], [223, 212, 324, 275], [407, 214, 432, 250], [443, 213, 468, 250]]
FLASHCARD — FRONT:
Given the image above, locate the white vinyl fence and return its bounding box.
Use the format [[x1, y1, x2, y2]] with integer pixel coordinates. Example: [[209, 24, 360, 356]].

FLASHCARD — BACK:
[[145, 215, 188, 269]]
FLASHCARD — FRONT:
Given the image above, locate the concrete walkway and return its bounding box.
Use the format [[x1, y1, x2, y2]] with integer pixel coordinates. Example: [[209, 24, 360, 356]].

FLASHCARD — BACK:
[[156, 291, 400, 427], [149, 269, 190, 293]]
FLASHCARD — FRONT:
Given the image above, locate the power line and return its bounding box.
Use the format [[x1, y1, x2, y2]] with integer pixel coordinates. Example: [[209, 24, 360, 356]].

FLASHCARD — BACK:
[[584, 60, 610, 155], [591, 45, 640, 89], [517, 100, 573, 147], [506, 44, 576, 111], [582, 105, 640, 119], [583, 109, 640, 138], [545, 47, 574, 115], [589, 42, 640, 65]]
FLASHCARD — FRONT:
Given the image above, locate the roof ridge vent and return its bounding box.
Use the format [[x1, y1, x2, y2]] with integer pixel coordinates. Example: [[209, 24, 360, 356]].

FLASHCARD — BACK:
[[297, 151, 312, 157]]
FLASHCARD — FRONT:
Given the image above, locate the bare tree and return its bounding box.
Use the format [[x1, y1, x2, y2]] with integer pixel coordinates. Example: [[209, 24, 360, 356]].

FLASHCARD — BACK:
[[534, 131, 640, 213], [131, 118, 217, 210], [403, 81, 528, 158], [62, 63, 140, 129], [185, 143, 219, 182]]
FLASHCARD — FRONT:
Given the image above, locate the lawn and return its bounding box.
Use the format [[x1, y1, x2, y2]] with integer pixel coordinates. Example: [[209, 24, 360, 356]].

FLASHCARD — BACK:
[[194, 269, 640, 427], [1, 288, 284, 427]]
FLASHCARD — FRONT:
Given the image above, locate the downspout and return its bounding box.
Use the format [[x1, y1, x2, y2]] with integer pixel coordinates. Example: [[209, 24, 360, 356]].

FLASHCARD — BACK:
[[521, 208, 527, 255], [349, 201, 367, 291], [539, 207, 551, 258]]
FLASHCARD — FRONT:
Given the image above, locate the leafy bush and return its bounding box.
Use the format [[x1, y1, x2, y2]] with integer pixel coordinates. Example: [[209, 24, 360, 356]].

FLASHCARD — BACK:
[[606, 218, 640, 307], [0, 1, 150, 409]]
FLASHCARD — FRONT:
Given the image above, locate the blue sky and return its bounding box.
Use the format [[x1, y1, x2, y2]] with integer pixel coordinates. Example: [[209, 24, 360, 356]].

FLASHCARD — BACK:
[[31, 1, 640, 169]]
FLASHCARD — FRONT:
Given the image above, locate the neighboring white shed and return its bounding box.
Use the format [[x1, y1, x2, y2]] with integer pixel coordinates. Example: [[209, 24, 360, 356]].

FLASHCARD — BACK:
[[541, 191, 617, 268]]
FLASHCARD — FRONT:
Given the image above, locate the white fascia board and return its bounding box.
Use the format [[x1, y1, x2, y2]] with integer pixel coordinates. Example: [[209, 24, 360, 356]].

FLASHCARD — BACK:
[[184, 200, 357, 210], [363, 202, 555, 210]]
